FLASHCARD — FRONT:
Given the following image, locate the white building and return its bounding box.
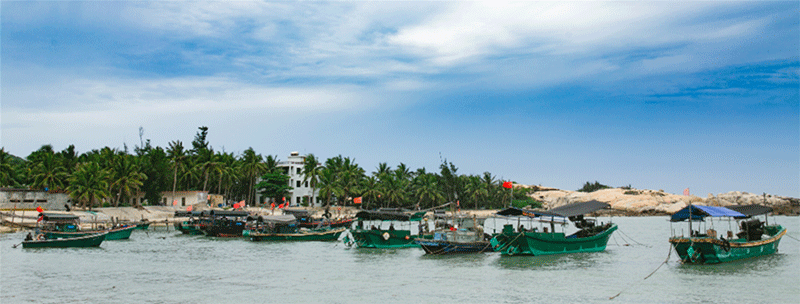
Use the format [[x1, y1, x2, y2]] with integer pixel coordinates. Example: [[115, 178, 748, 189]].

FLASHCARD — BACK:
[[257, 151, 320, 207]]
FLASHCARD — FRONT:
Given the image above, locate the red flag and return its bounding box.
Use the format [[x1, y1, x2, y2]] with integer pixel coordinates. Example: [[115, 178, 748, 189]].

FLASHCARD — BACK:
[[282, 197, 286, 202], [683, 188, 690, 196], [354, 197, 362, 204], [186, 206, 193, 212], [233, 203, 240, 209], [271, 203, 275, 209], [173, 200, 178, 206], [36, 206, 43, 213], [37, 215, 43, 222], [502, 181, 513, 189], [456, 200, 460, 207], [278, 203, 284, 209]]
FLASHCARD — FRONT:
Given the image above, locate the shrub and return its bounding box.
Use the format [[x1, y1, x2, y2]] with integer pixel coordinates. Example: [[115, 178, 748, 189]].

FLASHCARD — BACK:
[[578, 181, 610, 192]]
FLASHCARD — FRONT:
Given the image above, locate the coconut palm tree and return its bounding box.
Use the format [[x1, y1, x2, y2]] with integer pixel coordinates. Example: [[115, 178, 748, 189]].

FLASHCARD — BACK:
[[317, 167, 341, 207], [302, 153, 321, 206], [240, 148, 266, 205], [68, 162, 110, 210], [110, 154, 147, 207], [29, 151, 67, 191], [413, 173, 444, 209], [360, 176, 382, 209], [167, 140, 187, 204], [0, 148, 17, 187]]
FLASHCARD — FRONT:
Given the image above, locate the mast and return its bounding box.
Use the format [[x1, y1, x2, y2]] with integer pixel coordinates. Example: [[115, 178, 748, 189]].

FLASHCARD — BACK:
[[688, 202, 693, 237]]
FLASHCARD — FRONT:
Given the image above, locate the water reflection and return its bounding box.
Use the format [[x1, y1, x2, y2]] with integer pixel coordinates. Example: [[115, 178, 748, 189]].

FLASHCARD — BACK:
[[675, 253, 786, 276], [493, 251, 604, 270]]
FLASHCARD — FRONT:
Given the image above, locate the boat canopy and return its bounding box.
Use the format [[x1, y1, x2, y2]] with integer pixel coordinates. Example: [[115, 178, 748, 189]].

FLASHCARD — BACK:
[[726, 204, 773, 218], [283, 209, 312, 217], [355, 210, 426, 221], [538, 201, 611, 218], [256, 215, 297, 223], [670, 205, 746, 222], [496, 207, 541, 217], [204, 210, 250, 217], [39, 213, 79, 222]]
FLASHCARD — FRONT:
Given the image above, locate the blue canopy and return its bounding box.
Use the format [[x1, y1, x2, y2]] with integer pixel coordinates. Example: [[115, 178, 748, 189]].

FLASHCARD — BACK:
[[670, 205, 746, 222]]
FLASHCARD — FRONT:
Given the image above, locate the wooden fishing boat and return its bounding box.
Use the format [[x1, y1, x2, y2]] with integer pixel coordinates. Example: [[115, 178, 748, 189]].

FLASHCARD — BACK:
[[199, 210, 250, 237], [283, 208, 355, 229], [668, 204, 785, 264], [37, 213, 136, 240], [22, 232, 107, 248], [173, 211, 208, 235], [133, 221, 150, 230], [344, 209, 428, 248], [490, 201, 618, 256], [415, 214, 493, 254], [244, 215, 345, 241]]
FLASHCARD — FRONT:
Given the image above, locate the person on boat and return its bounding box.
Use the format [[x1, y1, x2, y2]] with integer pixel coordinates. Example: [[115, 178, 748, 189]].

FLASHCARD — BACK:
[[389, 224, 395, 231], [370, 225, 378, 230], [25, 232, 33, 241]]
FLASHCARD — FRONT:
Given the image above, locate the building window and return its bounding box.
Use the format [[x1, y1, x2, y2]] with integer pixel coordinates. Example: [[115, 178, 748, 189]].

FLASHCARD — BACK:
[[182, 197, 186, 206], [304, 181, 308, 187], [297, 197, 301, 204], [296, 181, 301, 188], [163, 197, 167, 205], [297, 168, 301, 175]]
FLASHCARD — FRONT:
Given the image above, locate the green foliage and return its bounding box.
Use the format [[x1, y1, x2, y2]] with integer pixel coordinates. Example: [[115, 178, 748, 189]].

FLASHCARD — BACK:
[[512, 198, 542, 209], [256, 172, 292, 203], [620, 184, 632, 190], [578, 181, 610, 192]]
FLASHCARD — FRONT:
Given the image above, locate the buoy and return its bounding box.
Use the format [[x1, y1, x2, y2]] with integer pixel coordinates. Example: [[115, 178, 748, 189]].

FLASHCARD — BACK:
[[382, 232, 390, 241]]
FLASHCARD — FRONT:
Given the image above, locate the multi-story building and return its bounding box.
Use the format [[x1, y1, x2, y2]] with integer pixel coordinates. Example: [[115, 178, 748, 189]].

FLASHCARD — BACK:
[[257, 151, 320, 207]]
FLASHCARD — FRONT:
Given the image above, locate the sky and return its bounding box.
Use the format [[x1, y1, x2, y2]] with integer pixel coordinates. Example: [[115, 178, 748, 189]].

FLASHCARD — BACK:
[[1, 1, 798, 197]]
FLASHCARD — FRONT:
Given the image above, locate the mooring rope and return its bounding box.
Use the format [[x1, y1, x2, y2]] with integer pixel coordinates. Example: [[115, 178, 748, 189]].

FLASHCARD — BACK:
[[617, 229, 650, 247], [784, 233, 800, 242], [609, 244, 672, 300]]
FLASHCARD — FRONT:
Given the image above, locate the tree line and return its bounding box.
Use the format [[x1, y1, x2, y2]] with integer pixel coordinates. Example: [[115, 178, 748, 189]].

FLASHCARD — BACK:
[[0, 127, 539, 210]]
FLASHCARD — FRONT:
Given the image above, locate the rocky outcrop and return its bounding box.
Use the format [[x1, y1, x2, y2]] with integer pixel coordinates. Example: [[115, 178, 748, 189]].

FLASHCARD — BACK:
[[521, 185, 799, 216]]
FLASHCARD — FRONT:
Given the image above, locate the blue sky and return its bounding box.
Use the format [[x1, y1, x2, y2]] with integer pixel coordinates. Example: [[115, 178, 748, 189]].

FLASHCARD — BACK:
[[2, 1, 798, 197]]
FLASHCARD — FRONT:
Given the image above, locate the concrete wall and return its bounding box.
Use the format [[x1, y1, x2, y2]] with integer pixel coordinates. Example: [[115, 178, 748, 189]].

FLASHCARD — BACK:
[[0, 189, 71, 211]]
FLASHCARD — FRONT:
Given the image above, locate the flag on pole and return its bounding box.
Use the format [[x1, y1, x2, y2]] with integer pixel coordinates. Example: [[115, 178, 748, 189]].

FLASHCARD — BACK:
[[683, 188, 690, 196], [502, 181, 513, 189], [233, 203, 240, 209], [36, 206, 43, 213], [271, 203, 275, 209], [186, 206, 193, 212], [37, 215, 43, 222], [173, 200, 178, 206], [354, 197, 362, 204]]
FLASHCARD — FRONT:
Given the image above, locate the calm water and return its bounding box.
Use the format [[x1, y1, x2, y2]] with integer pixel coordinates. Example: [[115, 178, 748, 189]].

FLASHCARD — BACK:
[[1, 217, 798, 303]]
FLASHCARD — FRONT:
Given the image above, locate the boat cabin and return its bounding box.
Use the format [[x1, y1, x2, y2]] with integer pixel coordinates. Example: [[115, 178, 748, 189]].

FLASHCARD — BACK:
[[38, 213, 81, 232]]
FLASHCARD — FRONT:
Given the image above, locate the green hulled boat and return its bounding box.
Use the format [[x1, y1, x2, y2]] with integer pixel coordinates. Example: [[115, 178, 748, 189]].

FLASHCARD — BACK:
[[36, 212, 135, 240], [248, 228, 346, 241], [173, 211, 209, 235], [22, 232, 107, 248], [490, 201, 617, 256], [668, 204, 786, 264], [344, 209, 428, 249], [43, 225, 136, 240]]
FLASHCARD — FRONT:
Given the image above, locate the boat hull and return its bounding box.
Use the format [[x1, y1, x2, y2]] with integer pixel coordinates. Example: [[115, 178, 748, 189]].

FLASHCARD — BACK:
[[201, 224, 245, 237], [346, 229, 422, 248], [669, 225, 786, 264], [248, 228, 345, 241], [297, 218, 354, 229], [491, 224, 617, 256], [23, 233, 106, 248], [175, 222, 204, 235], [415, 239, 493, 254], [43, 226, 136, 240]]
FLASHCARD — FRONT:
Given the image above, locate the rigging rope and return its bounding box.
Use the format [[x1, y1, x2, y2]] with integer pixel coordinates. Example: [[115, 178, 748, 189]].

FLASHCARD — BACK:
[[617, 229, 651, 247]]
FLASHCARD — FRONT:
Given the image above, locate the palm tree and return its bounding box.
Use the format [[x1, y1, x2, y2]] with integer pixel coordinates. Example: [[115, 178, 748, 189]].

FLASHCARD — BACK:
[[30, 151, 67, 191], [465, 175, 487, 209], [338, 157, 364, 206], [413, 173, 444, 209], [302, 153, 321, 207], [195, 149, 221, 192], [0, 148, 17, 187], [360, 176, 382, 209], [167, 140, 187, 205], [240, 148, 266, 205], [110, 154, 147, 207], [317, 167, 341, 207], [68, 162, 110, 210]]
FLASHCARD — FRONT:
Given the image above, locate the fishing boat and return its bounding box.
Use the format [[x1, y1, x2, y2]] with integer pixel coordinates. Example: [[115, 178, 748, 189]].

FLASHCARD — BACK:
[[22, 232, 107, 248], [343, 209, 428, 248], [414, 213, 493, 254], [283, 208, 355, 229], [199, 210, 250, 237], [245, 215, 346, 241], [490, 201, 618, 256], [37, 213, 136, 240], [668, 204, 786, 264], [173, 211, 208, 235], [133, 220, 150, 230]]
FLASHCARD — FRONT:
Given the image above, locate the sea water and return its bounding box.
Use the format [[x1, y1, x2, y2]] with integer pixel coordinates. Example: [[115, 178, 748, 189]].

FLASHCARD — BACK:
[[1, 216, 798, 303]]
